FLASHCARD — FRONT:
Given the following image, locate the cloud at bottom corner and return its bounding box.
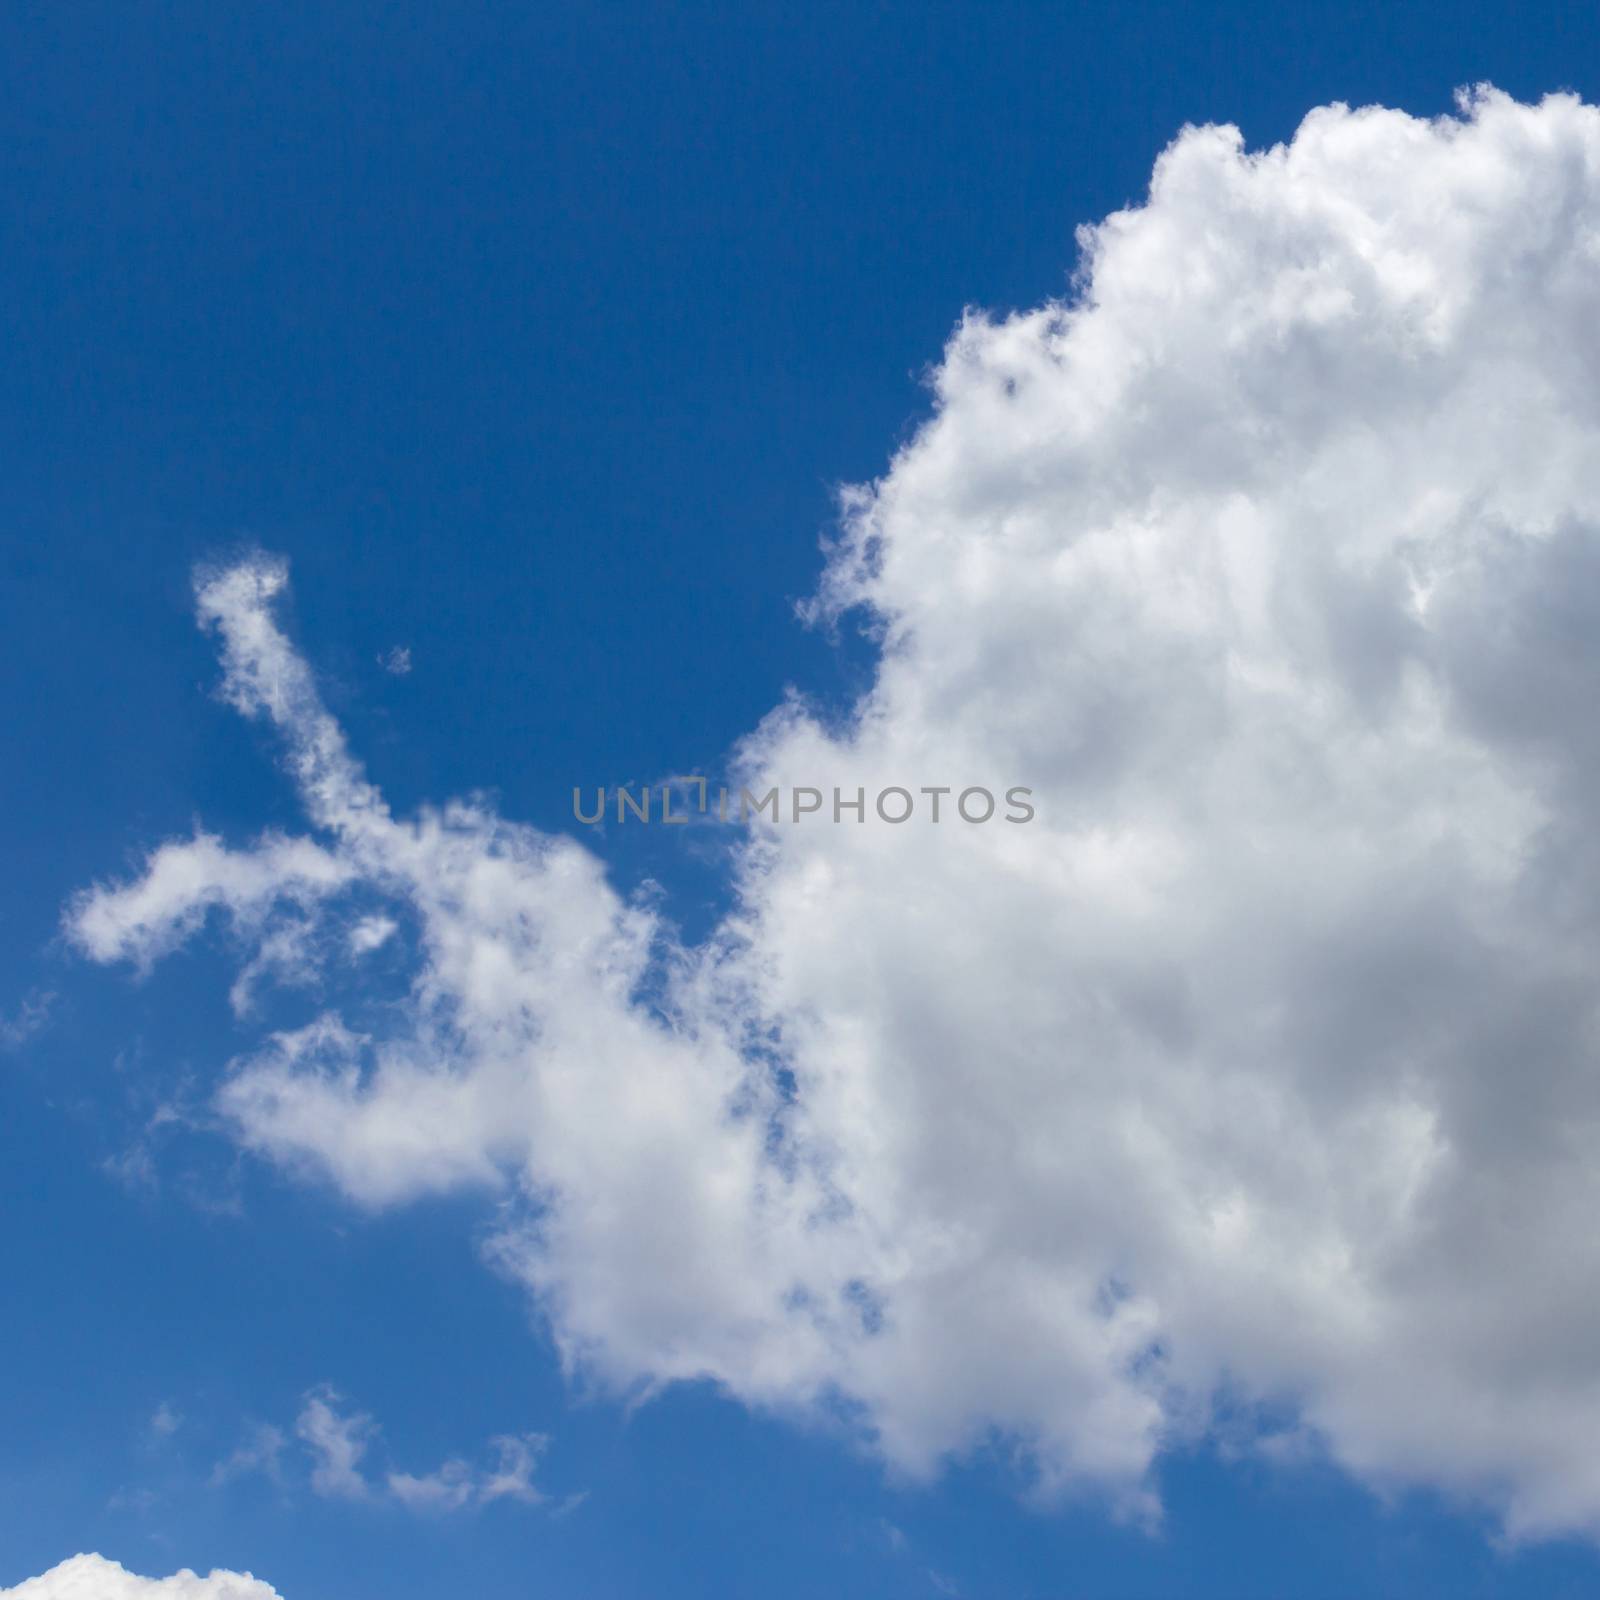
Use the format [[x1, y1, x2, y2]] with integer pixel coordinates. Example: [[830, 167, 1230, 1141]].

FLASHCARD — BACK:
[[0, 1555, 282, 1600]]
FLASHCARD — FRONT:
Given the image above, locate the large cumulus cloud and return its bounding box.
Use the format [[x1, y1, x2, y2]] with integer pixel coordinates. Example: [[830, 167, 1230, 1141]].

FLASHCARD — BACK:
[[1, 1555, 281, 1599], [69, 87, 1600, 1538]]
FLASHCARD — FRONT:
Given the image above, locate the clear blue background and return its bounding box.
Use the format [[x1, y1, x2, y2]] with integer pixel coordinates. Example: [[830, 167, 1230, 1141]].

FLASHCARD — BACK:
[[5, 4, 1600, 1594]]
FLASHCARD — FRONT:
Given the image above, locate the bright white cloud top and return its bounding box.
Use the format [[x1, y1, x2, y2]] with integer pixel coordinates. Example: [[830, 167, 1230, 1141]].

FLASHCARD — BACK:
[[68, 87, 1600, 1540], [0, 1555, 281, 1599]]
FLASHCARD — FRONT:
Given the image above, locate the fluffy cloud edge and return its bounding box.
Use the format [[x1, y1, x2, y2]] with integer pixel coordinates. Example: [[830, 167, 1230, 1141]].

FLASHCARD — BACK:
[[0, 1555, 282, 1600]]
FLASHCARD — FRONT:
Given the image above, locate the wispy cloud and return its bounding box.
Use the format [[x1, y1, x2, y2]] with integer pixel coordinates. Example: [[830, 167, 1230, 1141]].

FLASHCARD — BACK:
[[210, 1422, 287, 1489], [212, 1387, 562, 1516], [296, 1387, 376, 1502], [0, 989, 54, 1052]]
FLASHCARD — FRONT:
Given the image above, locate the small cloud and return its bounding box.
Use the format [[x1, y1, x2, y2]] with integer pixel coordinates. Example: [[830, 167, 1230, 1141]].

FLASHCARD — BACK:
[[107, 1486, 158, 1515], [0, 990, 55, 1052], [210, 1422, 287, 1488], [296, 1388, 376, 1502], [347, 914, 398, 956], [104, 1144, 158, 1196], [478, 1433, 548, 1506], [379, 646, 412, 676], [103, 1098, 212, 1202], [149, 1401, 181, 1439], [283, 1386, 562, 1514], [387, 1459, 475, 1513]]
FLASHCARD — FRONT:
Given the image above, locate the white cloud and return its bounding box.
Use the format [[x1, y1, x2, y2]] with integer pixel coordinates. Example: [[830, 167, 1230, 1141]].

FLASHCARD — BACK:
[[378, 1428, 548, 1512], [0, 1555, 280, 1600], [227, 1388, 552, 1513], [476, 1434, 548, 1506], [295, 1387, 374, 1502], [67, 833, 349, 976], [209, 1423, 286, 1489], [0, 990, 54, 1052], [105, 1488, 158, 1516], [347, 914, 397, 956], [68, 87, 1600, 1541], [386, 1458, 476, 1512]]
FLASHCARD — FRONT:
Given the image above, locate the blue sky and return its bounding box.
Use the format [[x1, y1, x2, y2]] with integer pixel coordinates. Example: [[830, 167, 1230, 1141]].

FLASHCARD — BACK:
[[12, 5, 1600, 1597]]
